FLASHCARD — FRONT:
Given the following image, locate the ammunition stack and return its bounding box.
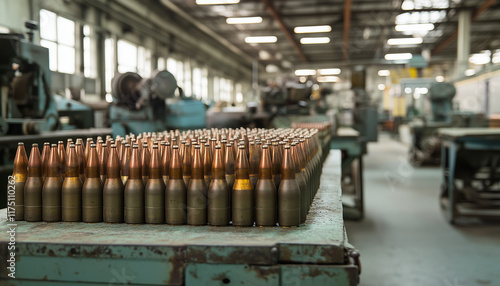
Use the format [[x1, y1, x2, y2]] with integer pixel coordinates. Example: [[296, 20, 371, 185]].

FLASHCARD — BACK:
[[11, 127, 330, 227]]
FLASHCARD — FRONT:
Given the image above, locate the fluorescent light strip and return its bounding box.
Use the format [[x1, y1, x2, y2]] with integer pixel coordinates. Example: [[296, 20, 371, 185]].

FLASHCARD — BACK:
[[245, 36, 277, 43], [317, 76, 339, 83], [318, 68, 341, 75], [226, 17, 262, 24], [395, 23, 434, 32], [196, 0, 239, 4], [295, 69, 316, 76], [387, 37, 423, 45], [300, 37, 330, 44], [378, 70, 390, 76], [294, 25, 332, 34], [384, 53, 413, 60]]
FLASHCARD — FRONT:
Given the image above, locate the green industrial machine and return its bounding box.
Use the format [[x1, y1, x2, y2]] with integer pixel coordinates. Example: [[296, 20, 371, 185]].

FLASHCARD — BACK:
[[408, 82, 488, 165], [0, 21, 59, 136], [0, 21, 108, 208], [110, 71, 206, 136], [0, 150, 361, 285]]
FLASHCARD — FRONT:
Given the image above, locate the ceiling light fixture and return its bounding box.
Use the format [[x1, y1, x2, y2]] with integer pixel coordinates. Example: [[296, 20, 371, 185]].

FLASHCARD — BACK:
[[469, 53, 491, 65], [387, 37, 423, 45], [395, 23, 434, 32], [295, 69, 316, 76], [317, 76, 339, 83], [318, 68, 341, 75], [294, 25, 332, 34], [384, 53, 413, 60], [245, 36, 277, 43], [196, 0, 239, 5], [226, 17, 262, 24], [300, 37, 330, 44], [378, 70, 390, 76], [465, 69, 476, 76]]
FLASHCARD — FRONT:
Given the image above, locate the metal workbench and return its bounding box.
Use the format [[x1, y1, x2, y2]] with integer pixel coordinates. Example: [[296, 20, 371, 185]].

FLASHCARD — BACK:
[[331, 128, 364, 220], [438, 128, 500, 224], [0, 150, 360, 285]]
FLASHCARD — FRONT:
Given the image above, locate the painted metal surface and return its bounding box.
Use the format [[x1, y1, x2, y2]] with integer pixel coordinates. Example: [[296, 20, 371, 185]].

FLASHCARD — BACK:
[[439, 128, 500, 224], [0, 151, 358, 285], [331, 128, 364, 220]]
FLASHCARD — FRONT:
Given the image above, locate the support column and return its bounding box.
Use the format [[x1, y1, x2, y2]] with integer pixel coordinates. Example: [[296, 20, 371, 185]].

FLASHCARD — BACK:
[[456, 10, 471, 78]]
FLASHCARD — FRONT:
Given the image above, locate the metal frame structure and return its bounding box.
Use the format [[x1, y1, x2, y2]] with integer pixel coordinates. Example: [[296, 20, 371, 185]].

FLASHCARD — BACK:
[[439, 128, 500, 224]]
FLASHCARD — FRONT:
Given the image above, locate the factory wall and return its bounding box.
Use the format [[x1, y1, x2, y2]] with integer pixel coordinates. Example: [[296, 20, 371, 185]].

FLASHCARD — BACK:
[[454, 68, 500, 115], [0, 0, 253, 104], [0, 0, 33, 33]]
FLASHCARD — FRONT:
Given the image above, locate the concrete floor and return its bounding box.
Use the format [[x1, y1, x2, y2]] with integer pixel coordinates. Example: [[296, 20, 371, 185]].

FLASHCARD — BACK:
[[344, 134, 500, 286]]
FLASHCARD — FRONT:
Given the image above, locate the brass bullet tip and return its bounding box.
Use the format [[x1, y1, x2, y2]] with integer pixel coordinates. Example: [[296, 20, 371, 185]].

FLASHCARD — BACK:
[[173, 145, 179, 149], [91, 143, 96, 147], [18, 142, 24, 146], [111, 144, 116, 148], [215, 145, 221, 149], [51, 144, 57, 147]]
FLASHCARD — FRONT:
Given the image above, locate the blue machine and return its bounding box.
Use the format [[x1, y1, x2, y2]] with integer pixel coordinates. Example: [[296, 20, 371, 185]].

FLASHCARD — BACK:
[[109, 70, 206, 136], [0, 21, 59, 135]]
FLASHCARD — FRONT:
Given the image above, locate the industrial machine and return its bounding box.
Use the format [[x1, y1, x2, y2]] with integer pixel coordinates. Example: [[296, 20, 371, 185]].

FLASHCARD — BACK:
[[0, 21, 59, 135], [110, 71, 206, 136], [261, 79, 312, 116], [0, 21, 108, 208], [408, 82, 488, 165]]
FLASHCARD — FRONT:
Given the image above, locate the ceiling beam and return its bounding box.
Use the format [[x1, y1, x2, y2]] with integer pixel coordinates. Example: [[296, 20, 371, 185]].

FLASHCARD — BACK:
[[343, 0, 352, 61], [432, 0, 497, 55], [197, 6, 487, 20], [262, 0, 308, 63]]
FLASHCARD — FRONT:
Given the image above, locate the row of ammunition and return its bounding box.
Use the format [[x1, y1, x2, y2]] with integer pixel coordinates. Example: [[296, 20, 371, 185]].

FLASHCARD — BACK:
[[10, 125, 331, 227]]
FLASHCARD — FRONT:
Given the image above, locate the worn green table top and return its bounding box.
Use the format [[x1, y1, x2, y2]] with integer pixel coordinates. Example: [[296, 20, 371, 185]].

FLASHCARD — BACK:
[[0, 151, 346, 266], [335, 127, 359, 138], [438, 127, 500, 139]]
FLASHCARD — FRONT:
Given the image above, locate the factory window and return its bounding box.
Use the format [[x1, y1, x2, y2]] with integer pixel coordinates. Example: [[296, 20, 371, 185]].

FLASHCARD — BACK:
[[83, 25, 96, 78], [104, 37, 115, 99], [193, 67, 202, 99], [193, 67, 208, 100], [201, 69, 208, 100], [184, 61, 192, 97], [213, 76, 220, 102], [236, 83, 243, 103], [220, 78, 232, 102], [40, 9, 76, 74], [137, 46, 151, 77], [117, 40, 137, 74], [167, 58, 184, 95], [158, 57, 166, 70]]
